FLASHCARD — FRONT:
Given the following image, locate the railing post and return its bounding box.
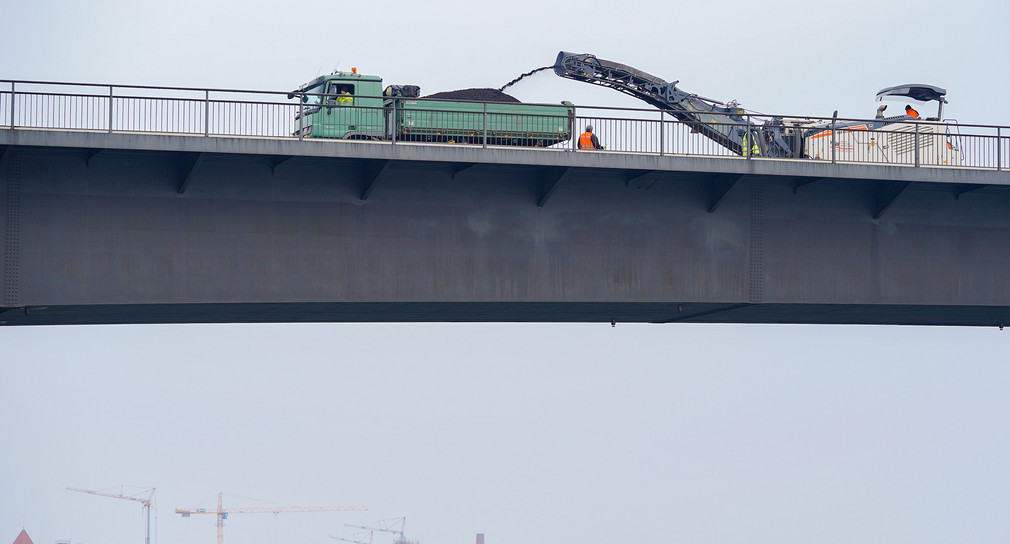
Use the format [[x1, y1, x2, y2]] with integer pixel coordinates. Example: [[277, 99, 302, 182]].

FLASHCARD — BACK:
[[830, 111, 838, 164], [998, 127, 1002, 171], [746, 115, 752, 160], [914, 122, 920, 167], [108, 85, 114, 133], [298, 98, 304, 141], [391, 99, 397, 145], [9, 81, 14, 130], [571, 107, 577, 152], [482, 102, 487, 149], [659, 111, 664, 156], [204, 90, 210, 137]]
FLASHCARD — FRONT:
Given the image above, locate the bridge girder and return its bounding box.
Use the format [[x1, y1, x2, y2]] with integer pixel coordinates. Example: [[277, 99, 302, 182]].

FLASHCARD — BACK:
[[3, 130, 1010, 326]]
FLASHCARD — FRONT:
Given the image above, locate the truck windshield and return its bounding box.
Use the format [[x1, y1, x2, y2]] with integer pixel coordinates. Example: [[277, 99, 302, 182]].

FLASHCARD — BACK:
[[301, 84, 324, 105]]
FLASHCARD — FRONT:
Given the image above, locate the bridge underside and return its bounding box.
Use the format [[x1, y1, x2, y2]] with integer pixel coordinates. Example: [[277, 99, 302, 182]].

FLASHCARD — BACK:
[[3, 132, 1010, 326], [3, 302, 1010, 327]]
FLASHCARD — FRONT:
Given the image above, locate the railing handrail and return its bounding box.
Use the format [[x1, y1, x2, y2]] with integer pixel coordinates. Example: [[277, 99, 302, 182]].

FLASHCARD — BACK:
[[3, 78, 1008, 130], [0, 78, 292, 97]]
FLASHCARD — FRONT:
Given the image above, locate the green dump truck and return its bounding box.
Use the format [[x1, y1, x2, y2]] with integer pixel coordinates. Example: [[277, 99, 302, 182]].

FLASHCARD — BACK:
[[290, 70, 574, 147]]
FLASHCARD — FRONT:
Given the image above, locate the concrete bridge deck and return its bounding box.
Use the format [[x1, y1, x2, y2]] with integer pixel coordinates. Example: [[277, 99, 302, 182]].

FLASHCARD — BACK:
[[3, 128, 1010, 326]]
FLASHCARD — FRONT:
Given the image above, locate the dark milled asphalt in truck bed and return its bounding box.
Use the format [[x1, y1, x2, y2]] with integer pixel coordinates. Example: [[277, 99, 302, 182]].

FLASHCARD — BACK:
[[422, 88, 522, 103], [421, 65, 555, 102]]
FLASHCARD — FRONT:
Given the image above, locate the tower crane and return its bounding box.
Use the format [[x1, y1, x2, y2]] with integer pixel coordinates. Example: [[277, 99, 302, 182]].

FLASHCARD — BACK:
[[344, 518, 406, 544], [331, 531, 373, 544], [175, 492, 366, 544], [67, 486, 156, 544]]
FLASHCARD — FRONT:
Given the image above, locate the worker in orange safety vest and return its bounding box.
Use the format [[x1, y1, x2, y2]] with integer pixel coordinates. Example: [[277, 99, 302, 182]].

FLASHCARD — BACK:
[[578, 125, 605, 150], [905, 104, 919, 119]]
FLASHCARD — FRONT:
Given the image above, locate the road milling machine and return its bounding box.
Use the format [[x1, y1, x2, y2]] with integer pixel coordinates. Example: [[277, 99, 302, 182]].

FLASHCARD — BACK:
[[553, 51, 962, 165]]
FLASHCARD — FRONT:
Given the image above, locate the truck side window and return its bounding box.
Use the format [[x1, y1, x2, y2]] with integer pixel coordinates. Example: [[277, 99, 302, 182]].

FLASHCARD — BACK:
[[328, 83, 355, 106]]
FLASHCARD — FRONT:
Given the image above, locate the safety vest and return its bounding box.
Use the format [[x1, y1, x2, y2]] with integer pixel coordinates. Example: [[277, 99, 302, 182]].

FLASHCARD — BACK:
[[338, 94, 353, 105], [579, 132, 595, 149], [742, 132, 761, 156], [906, 108, 919, 119]]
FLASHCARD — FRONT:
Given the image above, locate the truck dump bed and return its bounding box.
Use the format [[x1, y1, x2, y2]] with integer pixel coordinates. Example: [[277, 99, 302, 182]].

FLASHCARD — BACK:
[[390, 98, 574, 147]]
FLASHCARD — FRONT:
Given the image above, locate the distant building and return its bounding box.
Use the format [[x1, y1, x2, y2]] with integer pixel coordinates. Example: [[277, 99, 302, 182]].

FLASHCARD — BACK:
[[12, 530, 35, 544]]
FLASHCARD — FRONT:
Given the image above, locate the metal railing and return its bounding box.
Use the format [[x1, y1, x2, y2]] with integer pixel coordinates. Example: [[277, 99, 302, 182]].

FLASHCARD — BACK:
[[2, 79, 1007, 171]]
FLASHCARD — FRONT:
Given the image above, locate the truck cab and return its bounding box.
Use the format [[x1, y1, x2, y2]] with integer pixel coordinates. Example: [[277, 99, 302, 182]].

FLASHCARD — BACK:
[[290, 70, 385, 139]]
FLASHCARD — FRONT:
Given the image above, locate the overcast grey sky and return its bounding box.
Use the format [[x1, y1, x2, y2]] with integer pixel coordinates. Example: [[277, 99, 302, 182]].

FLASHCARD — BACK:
[[2, 2, 1010, 544]]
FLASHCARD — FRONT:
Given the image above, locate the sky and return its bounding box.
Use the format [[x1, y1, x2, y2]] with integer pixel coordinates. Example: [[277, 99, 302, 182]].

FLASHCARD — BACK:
[[2, 1, 1010, 544]]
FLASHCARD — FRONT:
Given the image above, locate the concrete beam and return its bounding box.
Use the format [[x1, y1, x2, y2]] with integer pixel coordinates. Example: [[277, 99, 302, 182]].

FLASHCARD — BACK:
[[270, 155, 294, 174], [625, 170, 658, 189], [360, 159, 392, 200], [451, 162, 478, 181], [793, 177, 828, 193], [873, 180, 912, 220], [85, 148, 106, 166], [955, 183, 989, 200], [537, 167, 570, 207], [709, 174, 745, 213], [177, 152, 205, 194]]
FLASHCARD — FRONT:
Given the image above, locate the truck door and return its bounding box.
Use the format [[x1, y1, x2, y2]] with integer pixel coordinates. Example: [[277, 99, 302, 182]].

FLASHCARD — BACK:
[[321, 82, 357, 138]]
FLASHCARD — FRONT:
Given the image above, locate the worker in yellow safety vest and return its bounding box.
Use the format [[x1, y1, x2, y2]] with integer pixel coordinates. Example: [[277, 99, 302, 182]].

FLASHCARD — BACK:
[[337, 90, 353, 105], [742, 131, 761, 156], [578, 125, 605, 150]]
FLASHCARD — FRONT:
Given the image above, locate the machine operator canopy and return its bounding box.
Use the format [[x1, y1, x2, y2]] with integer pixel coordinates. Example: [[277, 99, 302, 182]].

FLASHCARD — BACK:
[[876, 84, 948, 103]]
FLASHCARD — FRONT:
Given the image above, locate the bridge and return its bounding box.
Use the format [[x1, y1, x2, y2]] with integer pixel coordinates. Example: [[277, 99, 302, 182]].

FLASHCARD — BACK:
[[2, 80, 1009, 326]]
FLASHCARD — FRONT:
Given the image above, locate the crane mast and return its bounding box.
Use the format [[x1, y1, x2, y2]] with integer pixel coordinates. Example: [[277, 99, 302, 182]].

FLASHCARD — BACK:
[[67, 486, 155, 544], [175, 492, 367, 544]]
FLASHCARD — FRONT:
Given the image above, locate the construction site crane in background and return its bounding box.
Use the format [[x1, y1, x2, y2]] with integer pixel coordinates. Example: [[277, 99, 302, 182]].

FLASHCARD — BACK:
[[332, 531, 373, 544], [175, 492, 366, 544], [345, 518, 406, 544], [67, 486, 156, 544]]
